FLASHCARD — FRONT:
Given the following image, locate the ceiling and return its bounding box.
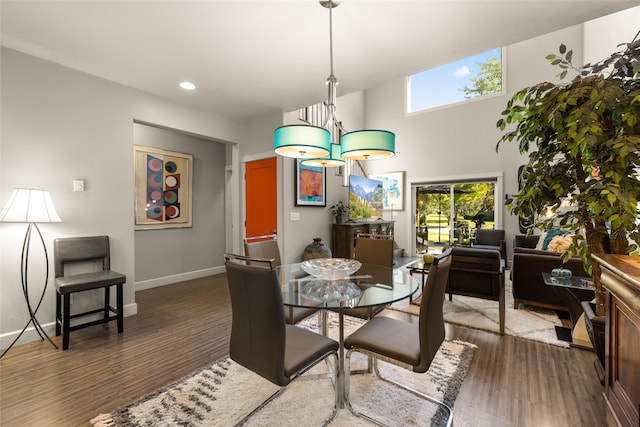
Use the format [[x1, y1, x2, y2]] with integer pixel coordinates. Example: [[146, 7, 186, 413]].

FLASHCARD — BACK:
[[1, 1, 638, 121]]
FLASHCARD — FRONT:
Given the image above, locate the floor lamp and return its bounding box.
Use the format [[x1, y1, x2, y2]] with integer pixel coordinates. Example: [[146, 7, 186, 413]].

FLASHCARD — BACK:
[[0, 188, 62, 358]]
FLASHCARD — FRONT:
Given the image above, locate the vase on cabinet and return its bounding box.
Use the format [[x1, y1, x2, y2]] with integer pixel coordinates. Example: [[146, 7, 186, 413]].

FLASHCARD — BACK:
[[303, 238, 332, 261]]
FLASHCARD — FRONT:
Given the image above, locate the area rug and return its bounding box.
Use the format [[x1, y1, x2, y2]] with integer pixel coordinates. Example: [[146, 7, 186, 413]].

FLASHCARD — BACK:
[[391, 269, 569, 348], [91, 313, 476, 426]]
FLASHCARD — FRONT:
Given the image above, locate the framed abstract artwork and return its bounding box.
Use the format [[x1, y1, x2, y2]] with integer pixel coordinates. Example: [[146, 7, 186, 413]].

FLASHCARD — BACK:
[[134, 146, 193, 229], [295, 159, 326, 207], [368, 171, 405, 211]]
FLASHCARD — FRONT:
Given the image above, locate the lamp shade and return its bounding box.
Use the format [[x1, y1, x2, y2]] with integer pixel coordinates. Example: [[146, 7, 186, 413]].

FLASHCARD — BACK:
[[0, 188, 61, 223], [340, 130, 395, 160], [274, 125, 331, 159], [301, 143, 345, 168]]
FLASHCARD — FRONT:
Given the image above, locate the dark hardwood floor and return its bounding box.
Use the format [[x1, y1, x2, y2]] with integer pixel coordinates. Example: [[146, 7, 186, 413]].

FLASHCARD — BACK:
[[0, 273, 605, 426]]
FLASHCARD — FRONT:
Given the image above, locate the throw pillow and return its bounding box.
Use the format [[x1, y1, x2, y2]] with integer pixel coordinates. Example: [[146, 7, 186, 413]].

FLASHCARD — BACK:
[[539, 228, 569, 250], [548, 234, 573, 253], [535, 232, 547, 250]]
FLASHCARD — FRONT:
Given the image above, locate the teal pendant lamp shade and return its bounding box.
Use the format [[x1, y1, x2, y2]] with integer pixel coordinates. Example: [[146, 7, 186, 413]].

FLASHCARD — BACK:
[[273, 2, 395, 165], [274, 125, 331, 159], [301, 143, 345, 167], [340, 130, 395, 160]]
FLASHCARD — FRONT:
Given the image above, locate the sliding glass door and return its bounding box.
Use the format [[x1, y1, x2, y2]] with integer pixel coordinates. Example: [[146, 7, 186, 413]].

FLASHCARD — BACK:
[[415, 180, 496, 254]]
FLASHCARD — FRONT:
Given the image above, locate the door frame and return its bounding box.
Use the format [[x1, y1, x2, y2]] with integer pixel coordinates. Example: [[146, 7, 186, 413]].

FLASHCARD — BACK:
[[408, 172, 504, 255]]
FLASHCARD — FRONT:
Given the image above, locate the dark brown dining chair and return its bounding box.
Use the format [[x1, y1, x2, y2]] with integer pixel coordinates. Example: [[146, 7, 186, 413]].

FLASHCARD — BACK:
[[341, 234, 395, 321], [343, 248, 454, 427], [243, 235, 318, 325], [224, 254, 339, 425]]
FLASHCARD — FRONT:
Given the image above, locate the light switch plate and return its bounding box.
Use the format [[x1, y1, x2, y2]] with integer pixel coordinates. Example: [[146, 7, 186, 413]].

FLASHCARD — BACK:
[[289, 212, 300, 221], [73, 179, 85, 192]]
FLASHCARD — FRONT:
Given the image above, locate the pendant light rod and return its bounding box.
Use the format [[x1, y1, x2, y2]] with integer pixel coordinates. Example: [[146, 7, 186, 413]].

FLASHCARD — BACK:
[[320, 1, 345, 136]]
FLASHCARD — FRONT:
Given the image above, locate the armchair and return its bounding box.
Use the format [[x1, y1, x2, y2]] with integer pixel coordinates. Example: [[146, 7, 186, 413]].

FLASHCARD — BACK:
[[447, 246, 505, 335], [471, 228, 506, 259]]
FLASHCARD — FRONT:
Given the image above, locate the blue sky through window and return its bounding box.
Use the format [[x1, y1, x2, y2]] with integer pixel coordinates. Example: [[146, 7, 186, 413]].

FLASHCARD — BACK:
[[409, 48, 502, 112]]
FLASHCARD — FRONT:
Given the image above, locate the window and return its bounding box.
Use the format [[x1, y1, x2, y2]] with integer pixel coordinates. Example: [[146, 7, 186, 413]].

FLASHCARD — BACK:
[[407, 48, 504, 113]]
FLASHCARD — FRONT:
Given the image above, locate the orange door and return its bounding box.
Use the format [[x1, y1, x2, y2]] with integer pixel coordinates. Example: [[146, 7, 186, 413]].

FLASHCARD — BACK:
[[245, 157, 277, 239]]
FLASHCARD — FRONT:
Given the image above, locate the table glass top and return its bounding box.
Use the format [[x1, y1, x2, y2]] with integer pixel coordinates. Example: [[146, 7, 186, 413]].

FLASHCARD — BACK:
[[542, 272, 594, 290], [278, 262, 418, 309]]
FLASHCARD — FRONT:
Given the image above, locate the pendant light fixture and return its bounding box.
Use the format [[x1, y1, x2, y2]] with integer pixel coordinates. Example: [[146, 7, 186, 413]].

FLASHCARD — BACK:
[[273, 1, 395, 166]]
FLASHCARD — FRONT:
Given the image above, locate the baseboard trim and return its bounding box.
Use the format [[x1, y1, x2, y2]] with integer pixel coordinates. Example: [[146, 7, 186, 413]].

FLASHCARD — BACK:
[[0, 302, 138, 352], [135, 266, 225, 291]]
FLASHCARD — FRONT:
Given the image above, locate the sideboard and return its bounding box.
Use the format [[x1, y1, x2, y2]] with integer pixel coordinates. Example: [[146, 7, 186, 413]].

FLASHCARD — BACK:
[[331, 221, 394, 259], [592, 254, 640, 427]]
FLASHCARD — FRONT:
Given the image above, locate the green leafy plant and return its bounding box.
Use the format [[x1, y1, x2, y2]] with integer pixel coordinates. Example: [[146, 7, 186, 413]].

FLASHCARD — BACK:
[[329, 201, 348, 219], [496, 40, 640, 315]]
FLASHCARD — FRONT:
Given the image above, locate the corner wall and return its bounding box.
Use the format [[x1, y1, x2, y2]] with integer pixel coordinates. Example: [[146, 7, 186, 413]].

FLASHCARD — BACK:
[[0, 47, 240, 348]]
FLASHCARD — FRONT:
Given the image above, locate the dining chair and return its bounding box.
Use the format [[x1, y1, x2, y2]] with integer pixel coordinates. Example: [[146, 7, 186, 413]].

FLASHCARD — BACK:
[[243, 235, 318, 324], [224, 254, 339, 425], [243, 234, 282, 266], [343, 248, 454, 427], [341, 235, 395, 321]]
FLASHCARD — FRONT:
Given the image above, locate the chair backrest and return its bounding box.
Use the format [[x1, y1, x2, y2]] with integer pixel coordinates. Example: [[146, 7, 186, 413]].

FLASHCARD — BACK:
[[224, 255, 289, 386], [448, 246, 502, 300], [416, 247, 452, 373], [244, 237, 282, 267], [54, 236, 111, 278], [475, 229, 505, 246], [354, 236, 394, 267]]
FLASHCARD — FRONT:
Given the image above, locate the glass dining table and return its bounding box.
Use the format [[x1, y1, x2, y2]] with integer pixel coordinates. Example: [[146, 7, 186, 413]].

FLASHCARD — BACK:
[[277, 261, 419, 407]]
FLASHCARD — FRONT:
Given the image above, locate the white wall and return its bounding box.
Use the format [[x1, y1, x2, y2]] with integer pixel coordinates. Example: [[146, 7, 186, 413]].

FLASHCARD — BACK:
[[133, 124, 227, 290], [0, 47, 241, 348], [584, 6, 640, 63], [361, 24, 587, 258]]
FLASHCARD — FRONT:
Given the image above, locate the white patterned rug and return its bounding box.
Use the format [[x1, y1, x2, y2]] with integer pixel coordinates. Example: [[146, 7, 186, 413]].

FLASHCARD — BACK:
[[391, 270, 569, 348], [91, 313, 476, 426]]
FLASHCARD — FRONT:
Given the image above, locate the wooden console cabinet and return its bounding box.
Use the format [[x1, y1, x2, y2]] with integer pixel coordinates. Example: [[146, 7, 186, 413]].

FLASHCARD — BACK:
[[331, 221, 394, 259], [592, 254, 640, 427]]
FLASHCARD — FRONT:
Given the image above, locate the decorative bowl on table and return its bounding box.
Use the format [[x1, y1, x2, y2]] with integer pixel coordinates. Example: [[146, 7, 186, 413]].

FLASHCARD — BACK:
[[299, 279, 361, 305], [300, 258, 361, 280]]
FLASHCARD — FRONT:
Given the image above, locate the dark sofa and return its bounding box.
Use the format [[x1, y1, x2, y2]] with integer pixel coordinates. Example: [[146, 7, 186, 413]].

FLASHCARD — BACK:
[[511, 235, 593, 311]]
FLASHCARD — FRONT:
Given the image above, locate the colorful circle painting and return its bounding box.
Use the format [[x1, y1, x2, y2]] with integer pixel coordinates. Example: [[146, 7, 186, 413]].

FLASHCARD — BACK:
[[149, 190, 163, 203], [147, 157, 163, 172], [165, 161, 178, 173], [165, 175, 178, 188], [147, 205, 163, 219], [164, 191, 178, 204], [148, 174, 162, 187], [166, 205, 180, 219]]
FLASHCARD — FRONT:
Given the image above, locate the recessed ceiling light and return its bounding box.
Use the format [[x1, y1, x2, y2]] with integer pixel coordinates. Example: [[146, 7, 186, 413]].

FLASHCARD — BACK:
[[179, 81, 196, 90]]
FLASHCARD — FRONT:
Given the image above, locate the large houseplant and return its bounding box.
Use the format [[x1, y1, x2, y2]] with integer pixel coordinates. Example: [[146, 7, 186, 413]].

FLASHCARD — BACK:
[[497, 39, 640, 315]]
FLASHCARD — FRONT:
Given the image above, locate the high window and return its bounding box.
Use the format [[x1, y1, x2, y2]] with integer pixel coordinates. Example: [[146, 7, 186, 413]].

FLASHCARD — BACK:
[[407, 48, 504, 113]]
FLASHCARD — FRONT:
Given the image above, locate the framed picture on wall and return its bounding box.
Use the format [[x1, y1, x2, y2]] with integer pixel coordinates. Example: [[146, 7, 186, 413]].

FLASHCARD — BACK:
[[295, 159, 326, 207], [134, 145, 193, 229], [368, 170, 405, 211]]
